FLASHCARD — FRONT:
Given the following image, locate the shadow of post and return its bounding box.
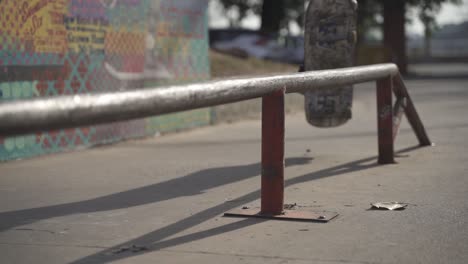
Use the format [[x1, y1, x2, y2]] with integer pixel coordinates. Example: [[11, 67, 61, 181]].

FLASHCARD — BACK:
[[0, 158, 312, 232], [1, 146, 421, 263], [71, 147, 420, 264]]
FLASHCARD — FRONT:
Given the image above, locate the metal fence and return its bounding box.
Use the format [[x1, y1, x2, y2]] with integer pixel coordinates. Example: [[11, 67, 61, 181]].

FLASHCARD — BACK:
[[0, 63, 431, 222]]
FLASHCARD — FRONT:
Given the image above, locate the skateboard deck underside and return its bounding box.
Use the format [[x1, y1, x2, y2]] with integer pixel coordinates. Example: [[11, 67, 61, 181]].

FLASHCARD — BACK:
[[304, 0, 357, 127]]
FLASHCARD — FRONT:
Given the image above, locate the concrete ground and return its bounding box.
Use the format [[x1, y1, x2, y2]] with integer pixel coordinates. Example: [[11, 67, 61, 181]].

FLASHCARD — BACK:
[[408, 63, 468, 78], [1, 73, 468, 263]]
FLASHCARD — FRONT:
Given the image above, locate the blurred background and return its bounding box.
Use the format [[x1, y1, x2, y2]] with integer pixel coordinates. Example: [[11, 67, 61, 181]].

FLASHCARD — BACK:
[[1, 0, 467, 161], [208, 0, 468, 76]]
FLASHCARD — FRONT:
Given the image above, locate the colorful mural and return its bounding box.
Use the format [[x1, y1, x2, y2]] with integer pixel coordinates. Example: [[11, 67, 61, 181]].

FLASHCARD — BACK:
[[0, 0, 211, 161]]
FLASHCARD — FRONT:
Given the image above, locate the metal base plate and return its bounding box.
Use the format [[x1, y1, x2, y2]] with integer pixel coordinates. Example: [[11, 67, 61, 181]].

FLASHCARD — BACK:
[[224, 207, 338, 223]]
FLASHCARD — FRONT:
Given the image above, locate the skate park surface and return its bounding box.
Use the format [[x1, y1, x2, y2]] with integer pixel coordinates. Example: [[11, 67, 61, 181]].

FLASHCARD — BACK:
[[1, 67, 467, 264]]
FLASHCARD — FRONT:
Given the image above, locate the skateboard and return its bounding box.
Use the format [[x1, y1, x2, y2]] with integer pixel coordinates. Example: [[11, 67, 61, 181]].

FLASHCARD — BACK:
[[303, 0, 357, 127]]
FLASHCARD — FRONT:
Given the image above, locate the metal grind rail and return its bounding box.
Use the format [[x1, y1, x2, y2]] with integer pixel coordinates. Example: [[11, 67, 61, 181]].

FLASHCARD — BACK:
[[0, 63, 431, 222]]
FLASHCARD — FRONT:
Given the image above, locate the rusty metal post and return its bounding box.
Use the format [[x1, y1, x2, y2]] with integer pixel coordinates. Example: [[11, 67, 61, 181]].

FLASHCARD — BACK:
[[392, 74, 432, 146], [377, 76, 395, 164], [224, 87, 338, 222], [261, 89, 285, 215]]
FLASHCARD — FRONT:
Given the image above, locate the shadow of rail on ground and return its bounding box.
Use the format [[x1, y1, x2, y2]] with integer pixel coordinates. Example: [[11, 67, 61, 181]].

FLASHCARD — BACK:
[[0, 158, 312, 233], [69, 145, 426, 263]]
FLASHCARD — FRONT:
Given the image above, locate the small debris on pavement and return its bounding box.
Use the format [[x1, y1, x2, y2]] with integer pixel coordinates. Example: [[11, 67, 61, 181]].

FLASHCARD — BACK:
[[370, 202, 408, 211], [306, 149, 311, 153], [112, 245, 148, 254], [284, 203, 297, 210], [242, 206, 250, 209]]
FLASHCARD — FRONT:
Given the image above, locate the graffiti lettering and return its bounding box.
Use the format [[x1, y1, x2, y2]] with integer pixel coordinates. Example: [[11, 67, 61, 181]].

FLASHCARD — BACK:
[[0, 0, 210, 161], [68, 35, 90, 43], [49, 11, 65, 25], [65, 17, 109, 28], [11, 0, 69, 53], [91, 34, 105, 44], [23, 15, 43, 36], [18, 0, 54, 29], [65, 15, 108, 54]]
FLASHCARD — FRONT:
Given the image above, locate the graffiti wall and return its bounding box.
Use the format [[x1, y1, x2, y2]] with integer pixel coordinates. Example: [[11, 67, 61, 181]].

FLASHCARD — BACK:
[[0, 0, 211, 161]]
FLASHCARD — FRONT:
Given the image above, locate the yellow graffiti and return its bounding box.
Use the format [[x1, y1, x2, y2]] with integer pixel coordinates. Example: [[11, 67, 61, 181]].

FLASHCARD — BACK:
[[66, 18, 109, 54], [0, 0, 68, 53], [34, 0, 68, 53]]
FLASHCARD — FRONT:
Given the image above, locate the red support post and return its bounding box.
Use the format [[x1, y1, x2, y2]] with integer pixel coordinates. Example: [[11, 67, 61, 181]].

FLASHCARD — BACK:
[[261, 89, 285, 215], [377, 77, 395, 164], [224, 88, 338, 222], [392, 75, 432, 146]]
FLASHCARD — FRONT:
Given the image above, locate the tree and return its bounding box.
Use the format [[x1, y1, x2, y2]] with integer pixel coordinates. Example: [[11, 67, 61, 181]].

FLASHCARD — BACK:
[[411, 0, 461, 58], [419, 3, 439, 57], [260, 0, 285, 33], [382, 0, 408, 73], [218, 0, 461, 36], [217, 0, 462, 73], [363, 0, 461, 74], [261, 0, 306, 34], [218, 0, 305, 34], [217, 0, 258, 28]]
